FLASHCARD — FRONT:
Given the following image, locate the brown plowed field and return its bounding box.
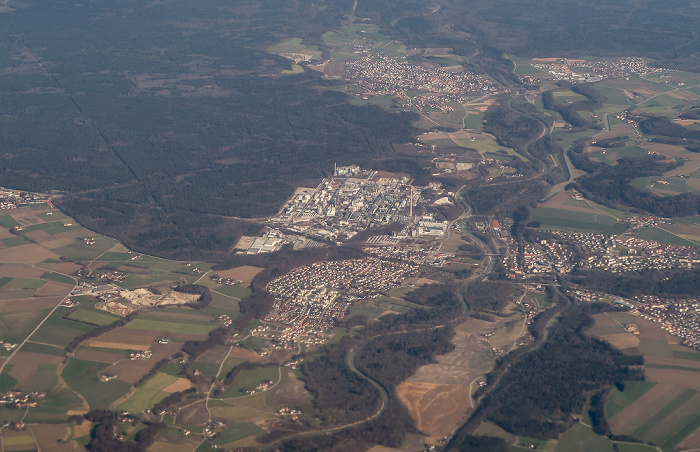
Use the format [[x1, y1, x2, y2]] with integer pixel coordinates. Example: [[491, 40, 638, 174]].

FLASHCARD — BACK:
[[609, 383, 683, 435], [8, 351, 63, 386], [645, 368, 700, 390], [0, 264, 44, 278], [35, 262, 82, 275], [271, 371, 308, 406], [214, 266, 264, 287], [105, 360, 156, 384], [646, 356, 700, 369], [163, 378, 192, 393], [176, 400, 209, 425], [397, 382, 470, 438], [598, 333, 640, 349], [229, 347, 263, 362], [0, 244, 58, 263], [33, 281, 72, 297], [32, 424, 72, 451], [0, 297, 60, 313], [74, 349, 124, 363], [677, 423, 700, 449]]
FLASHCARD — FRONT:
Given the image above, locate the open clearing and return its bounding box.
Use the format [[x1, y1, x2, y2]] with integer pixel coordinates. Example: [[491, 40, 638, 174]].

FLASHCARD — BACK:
[[397, 382, 470, 438], [215, 266, 264, 287]]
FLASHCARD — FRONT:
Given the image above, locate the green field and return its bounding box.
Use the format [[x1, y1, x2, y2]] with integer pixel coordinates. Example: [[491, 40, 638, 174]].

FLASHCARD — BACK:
[[30, 363, 59, 392], [42, 272, 75, 285], [0, 215, 19, 228], [23, 386, 84, 423], [554, 423, 614, 452], [615, 444, 659, 452], [214, 284, 252, 299], [672, 350, 700, 362], [127, 318, 216, 336], [215, 423, 266, 446], [31, 308, 95, 346], [2, 434, 35, 447], [13, 279, 46, 290], [634, 227, 700, 247], [606, 381, 656, 419], [20, 341, 65, 357], [222, 366, 279, 398], [533, 207, 617, 233], [63, 358, 132, 410], [118, 372, 178, 413], [632, 389, 697, 439], [0, 308, 53, 343], [66, 307, 121, 326]]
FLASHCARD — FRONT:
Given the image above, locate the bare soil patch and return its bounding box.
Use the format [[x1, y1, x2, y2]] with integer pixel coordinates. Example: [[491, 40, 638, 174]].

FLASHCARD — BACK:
[[35, 262, 81, 275], [71, 421, 92, 438], [175, 400, 209, 425], [8, 351, 63, 387], [215, 266, 264, 287], [271, 372, 308, 406], [0, 244, 59, 263], [592, 123, 636, 141], [86, 341, 150, 351], [33, 281, 72, 297], [32, 424, 71, 450], [598, 333, 640, 349], [662, 223, 700, 237], [10, 213, 43, 226], [677, 422, 700, 450], [74, 349, 123, 363], [23, 230, 56, 244], [229, 347, 263, 362], [0, 228, 13, 239], [591, 313, 621, 329], [636, 317, 670, 341], [397, 382, 471, 440], [0, 297, 60, 313], [646, 356, 700, 369], [106, 360, 157, 384], [609, 383, 683, 435], [163, 377, 192, 393], [645, 368, 700, 390], [0, 264, 44, 278]]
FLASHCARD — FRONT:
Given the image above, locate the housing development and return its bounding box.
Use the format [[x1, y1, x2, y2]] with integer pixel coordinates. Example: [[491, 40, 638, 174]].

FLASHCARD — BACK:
[[344, 54, 503, 104], [263, 257, 418, 344]]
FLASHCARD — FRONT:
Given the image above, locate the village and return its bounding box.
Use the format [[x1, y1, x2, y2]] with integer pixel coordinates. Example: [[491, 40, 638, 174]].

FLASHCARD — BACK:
[[344, 54, 504, 106], [531, 56, 672, 83], [260, 257, 418, 345], [504, 229, 700, 278]]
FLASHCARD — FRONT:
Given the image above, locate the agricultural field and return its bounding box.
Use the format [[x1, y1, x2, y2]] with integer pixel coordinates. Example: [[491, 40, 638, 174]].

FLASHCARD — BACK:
[[589, 311, 700, 449]]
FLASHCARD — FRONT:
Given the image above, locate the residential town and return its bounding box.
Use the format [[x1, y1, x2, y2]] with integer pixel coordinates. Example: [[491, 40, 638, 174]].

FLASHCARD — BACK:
[[531, 56, 672, 83], [344, 54, 504, 104], [633, 296, 700, 350], [261, 257, 418, 344], [505, 230, 700, 278]]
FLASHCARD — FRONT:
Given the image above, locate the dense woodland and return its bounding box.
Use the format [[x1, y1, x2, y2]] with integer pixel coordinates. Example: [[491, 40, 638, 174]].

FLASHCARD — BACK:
[[475, 303, 641, 439], [571, 154, 700, 217]]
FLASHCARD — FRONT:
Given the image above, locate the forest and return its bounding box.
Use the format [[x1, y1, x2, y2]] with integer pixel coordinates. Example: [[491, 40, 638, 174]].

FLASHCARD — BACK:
[[572, 154, 700, 217], [477, 303, 641, 439]]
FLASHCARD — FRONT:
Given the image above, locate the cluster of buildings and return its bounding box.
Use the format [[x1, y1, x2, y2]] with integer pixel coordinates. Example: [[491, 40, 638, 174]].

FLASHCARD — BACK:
[[532, 56, 671, 82], [272, 169, 419, 242], [0, 390, 45, 409], [130, 350, 153, 360], [0, 188, 52, 210], [344, 54, 503, 99], [0, 341, 17, 351], [634, 296, 700, 350], [538, 231, 700, 274], [363, 242, 451, 267], [263, 257, 417, 343]]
